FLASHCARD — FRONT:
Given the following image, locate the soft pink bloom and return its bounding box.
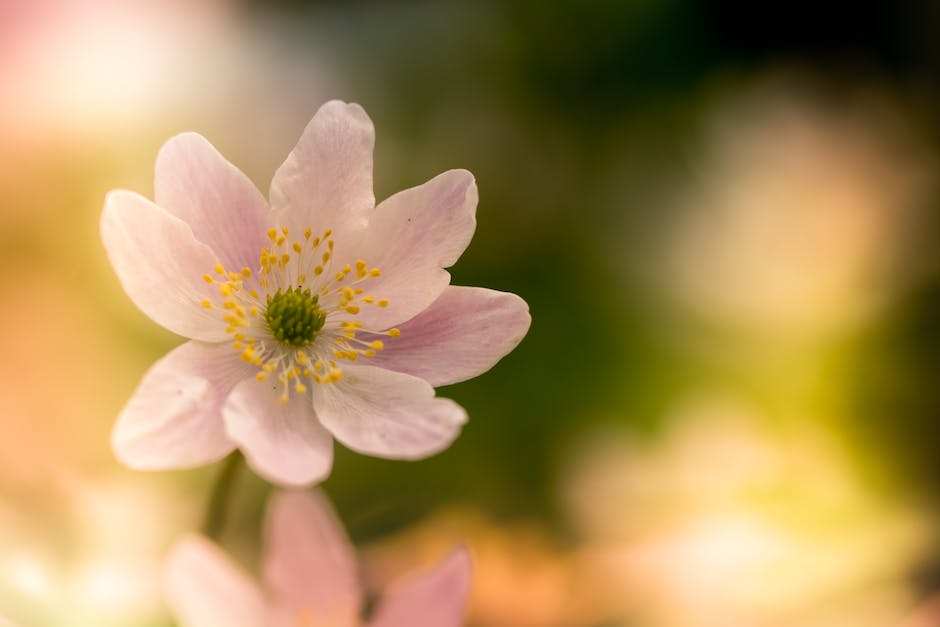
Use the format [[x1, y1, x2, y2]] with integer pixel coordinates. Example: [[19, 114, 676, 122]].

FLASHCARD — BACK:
[[165, 491, 472, 627], [101, 100, 530, 486]]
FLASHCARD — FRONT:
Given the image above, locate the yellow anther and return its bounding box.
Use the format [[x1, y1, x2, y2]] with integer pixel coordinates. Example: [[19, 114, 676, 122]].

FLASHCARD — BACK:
[[314, 266, 323, 276], [356, 260, 367, 277], [329, 368, 342, 382], [223, 301, 236, 309], [328, 240, 334, 251], [233, 341, 244, 350], [281, 226, 289, 235], [281, 253, 291, 265], [214, 263, 225, 274], [219, 284, 233, 296], [279, 394, 288, 405], [249, 290, 259, 299], [267, 228, 277, 240], [345, 305, 360, 314], [203, 274, 214, 283], [304, 227, 312, 240], [363, 349, 376, 357], [298, 274, 307, 283], [201, 300, 213, 308], [369, 268, 381, 277], [249, 306, 260, 316], [322, 251, 331, 263], [314, 361, 324, 370], [312, 236, 320, 246], [234, 333, 246, 341], [323, 229, 332, 238], [388, 328, 401, 337], [295, 383, 307, 393], [242, 267, 252, 277], [362, 296, 375, 303], [370, 340, 384, 350], [276, 235, 286, 246], [256, 372, 267, 381], [335, 271, 346, 282], [292, 242, 302, 253], [377, 299, 389, 307], [227, 271, 240, 281], [342, 287, 355, 300]]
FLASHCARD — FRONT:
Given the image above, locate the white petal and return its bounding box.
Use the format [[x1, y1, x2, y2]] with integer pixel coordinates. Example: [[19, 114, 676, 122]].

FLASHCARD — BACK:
[[262, 491, 362, 626], [223, 378, 334, 487], [351, 169, 477, 329], [314, 366, 467, 460], [155, 132, 271, 273], [111, 341, 247, 470], [100, 190, 228, 341], [369, 549, 472, 627], [367, 286, 531, 387], [270, 100, 375, 241], [165, 535, 267, 627]]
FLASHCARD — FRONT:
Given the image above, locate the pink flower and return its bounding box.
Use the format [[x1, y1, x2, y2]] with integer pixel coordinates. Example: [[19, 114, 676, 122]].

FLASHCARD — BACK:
[[101, 100, 530, 486], [165, 490, 472, 627]]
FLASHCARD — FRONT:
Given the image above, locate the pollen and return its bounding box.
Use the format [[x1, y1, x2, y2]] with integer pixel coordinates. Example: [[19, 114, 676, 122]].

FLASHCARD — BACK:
[[199, 224, 398, 402]]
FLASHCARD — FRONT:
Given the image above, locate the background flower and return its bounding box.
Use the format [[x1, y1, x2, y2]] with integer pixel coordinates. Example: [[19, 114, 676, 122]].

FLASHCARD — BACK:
[[165, 490, 471, 627]]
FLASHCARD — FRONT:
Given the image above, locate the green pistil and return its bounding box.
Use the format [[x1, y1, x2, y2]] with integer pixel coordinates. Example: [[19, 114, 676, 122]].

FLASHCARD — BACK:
[[264, 286, 326, 347]]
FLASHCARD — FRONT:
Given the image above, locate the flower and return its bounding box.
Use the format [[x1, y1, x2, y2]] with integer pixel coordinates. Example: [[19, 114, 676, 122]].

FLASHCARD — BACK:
[[101, 100, 530, 486], [164, 490, 472, 627]]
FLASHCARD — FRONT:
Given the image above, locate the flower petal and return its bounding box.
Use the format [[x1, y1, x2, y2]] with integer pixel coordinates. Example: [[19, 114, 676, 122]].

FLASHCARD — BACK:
[[262, 491, 362, 626], [155, 132, 271, 273], [367, 286, 531, 387], [351, 169, 477, 329], [165, 534, 267, 627], [314, 366, 467, 460], [369, 548, 472, 627], [100, 190, 229, 341], [223, 379, 334, 487], [270, 100, 375, 240], [111, 341, 247, 470]]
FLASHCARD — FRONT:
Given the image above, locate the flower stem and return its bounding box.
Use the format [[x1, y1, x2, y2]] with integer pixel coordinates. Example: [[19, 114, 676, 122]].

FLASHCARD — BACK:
[[202, 451, 244, 540]]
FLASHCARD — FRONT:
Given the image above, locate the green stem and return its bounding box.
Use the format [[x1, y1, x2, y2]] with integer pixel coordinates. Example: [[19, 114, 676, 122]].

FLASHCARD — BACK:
[[202, 451, 244, 540]]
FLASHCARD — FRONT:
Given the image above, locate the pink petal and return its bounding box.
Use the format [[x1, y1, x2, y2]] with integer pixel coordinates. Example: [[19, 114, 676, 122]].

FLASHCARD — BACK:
[[369, 548, 472, 627], [223, 379, 334, 487], [352, 169, 478, 330], [100, 190, 229, 341], [164, 534, 267, 627], [270, 100, 375, 241], [366, 286, 531, 387], [314, 366, 467, 460], [111, 341, 247, 470], [262, 491, 362, 626], [155, 132, 271, 274]]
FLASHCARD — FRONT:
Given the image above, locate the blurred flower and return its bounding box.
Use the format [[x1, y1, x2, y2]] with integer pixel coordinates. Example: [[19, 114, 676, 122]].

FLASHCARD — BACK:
[[166, 490, 471, 627], [662, 80, 935, 343], [101, 100, 531, 487], [562, 396, 935, 626], [0, 473, 195, 626]]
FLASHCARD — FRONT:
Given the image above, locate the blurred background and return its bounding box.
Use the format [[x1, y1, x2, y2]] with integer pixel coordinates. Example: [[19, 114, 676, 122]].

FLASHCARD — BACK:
[[3, 0, 940, 625]]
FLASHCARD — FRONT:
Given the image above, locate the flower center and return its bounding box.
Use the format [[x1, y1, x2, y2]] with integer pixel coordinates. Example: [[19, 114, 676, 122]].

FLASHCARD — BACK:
[[264, 286, 325, 347], [199, 226, 401, 404]]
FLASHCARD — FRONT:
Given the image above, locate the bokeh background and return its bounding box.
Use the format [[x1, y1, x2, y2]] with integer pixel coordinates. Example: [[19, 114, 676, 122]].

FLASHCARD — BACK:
[[4, 0, 940, 625]]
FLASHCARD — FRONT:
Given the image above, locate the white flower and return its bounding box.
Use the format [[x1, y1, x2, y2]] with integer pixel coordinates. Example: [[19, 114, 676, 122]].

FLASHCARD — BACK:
[[101, 101, 530, 486]]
